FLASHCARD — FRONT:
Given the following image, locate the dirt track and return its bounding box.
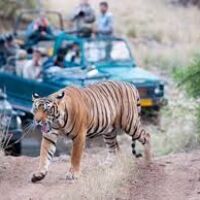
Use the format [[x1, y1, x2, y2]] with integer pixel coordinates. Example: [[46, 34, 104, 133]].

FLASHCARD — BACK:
[[1, 149, 200, 200], [128, 151, 200, 200]]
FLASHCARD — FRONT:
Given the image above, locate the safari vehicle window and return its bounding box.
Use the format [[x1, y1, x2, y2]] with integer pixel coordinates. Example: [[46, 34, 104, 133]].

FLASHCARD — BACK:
[[84, 40, 131, 64]]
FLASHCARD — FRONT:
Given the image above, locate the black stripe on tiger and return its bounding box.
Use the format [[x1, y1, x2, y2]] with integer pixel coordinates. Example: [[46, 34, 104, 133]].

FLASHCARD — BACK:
[[87, 90, 100, 135], [60, 105, 68, 129], [43, 136, 56, 146]]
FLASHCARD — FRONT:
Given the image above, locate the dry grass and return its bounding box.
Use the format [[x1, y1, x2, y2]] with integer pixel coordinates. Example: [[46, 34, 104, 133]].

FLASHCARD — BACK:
[[0, 114, 12, 167], [144, 82, 199, 156], [60, 152, 135, 200], [111, 0, 200, 73], [0, 121, 5, 168]]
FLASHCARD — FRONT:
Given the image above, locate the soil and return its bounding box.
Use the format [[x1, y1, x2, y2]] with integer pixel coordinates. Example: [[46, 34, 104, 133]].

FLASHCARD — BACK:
[[1, 150, 200, 200], [127, 151, 200, 200]]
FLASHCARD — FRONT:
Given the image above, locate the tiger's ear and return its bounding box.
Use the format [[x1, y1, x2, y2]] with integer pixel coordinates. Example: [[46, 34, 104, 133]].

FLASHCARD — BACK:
[[32, 93, 40, 101], [56, 91, 65, 100]]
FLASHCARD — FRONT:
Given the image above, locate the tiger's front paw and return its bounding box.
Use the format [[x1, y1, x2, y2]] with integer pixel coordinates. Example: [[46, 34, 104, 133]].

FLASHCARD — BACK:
[[31, 171, 47, 183], [66, 168, 79, 180]]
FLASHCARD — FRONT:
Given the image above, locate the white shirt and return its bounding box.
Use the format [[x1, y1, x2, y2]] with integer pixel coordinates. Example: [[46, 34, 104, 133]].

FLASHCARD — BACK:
[[97, 12, 113, 36], [23, 60, 41, 80]]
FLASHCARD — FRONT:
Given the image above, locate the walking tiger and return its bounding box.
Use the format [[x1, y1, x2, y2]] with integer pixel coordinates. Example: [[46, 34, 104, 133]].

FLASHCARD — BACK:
[[31, 81, 151, 182]]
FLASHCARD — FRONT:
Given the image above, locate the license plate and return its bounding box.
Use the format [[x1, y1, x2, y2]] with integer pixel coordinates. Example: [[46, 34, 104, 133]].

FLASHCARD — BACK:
[[140, 99, 153, 107], [48, 48, 53, 56]]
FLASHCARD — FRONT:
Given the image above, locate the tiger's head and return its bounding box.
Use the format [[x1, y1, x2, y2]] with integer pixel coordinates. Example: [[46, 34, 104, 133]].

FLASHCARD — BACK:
[[32, 91, 66, 133]]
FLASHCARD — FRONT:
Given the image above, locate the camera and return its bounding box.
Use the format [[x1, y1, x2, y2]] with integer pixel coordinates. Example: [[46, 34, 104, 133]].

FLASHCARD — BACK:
[[75, 9, 85, 19]]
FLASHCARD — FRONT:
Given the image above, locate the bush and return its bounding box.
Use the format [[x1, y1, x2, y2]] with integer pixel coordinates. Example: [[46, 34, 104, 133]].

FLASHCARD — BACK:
[[175, 54, 200, 98], [175, 54, 200, 134]]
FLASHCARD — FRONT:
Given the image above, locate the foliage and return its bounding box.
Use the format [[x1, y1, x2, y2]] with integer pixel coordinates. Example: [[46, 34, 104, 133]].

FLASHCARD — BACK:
[[174, 54, 200, 136], [0, 0, 36, 19], [175, 54, 200, 98]]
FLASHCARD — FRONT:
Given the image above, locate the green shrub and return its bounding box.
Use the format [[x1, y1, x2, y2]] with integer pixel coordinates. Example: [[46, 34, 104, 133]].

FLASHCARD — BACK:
[[175, 54, 200, 98], [174, 54, 200, 135]]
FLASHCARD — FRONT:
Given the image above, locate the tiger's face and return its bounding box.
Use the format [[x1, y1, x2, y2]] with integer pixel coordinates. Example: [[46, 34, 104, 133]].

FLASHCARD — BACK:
[[32, 92, 65, 133]]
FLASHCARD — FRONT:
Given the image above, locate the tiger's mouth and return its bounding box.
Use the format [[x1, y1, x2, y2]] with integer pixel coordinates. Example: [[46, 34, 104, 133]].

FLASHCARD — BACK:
[[40, 122, 51, 133]]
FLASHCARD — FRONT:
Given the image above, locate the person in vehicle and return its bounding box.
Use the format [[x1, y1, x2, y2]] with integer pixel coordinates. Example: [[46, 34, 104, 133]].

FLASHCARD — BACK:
[[26, 15, 54, 47], [5, 35, 18, 57], [43, 43, 81, 70], [70, 0, 95, 33], [43, 46, 68, 70], [3, 34, 20, 71], [5, 34, 26, 58], [23, 49, 42, 80], [95, 1, 114, 36], [0, 37, 7, 67], [53, 48, 66, 68], [65, 43, 81, 64]]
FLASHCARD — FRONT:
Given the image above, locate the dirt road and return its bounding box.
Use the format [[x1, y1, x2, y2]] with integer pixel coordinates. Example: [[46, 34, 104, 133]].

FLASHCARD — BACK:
[[1, 150, 200, 200], [128, 151, 200, 200]]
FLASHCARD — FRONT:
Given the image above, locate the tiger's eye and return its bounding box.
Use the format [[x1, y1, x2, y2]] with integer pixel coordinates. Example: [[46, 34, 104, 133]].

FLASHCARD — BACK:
[[50, 107, 55, 114]]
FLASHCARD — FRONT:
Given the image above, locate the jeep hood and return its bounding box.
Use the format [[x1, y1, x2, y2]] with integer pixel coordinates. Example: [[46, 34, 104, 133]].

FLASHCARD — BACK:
[[44, 67, 110, 87], [98, 66, 161, 85]]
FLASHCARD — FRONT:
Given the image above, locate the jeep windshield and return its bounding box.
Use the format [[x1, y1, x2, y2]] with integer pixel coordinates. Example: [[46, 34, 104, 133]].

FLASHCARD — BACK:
[[84, 40, 132, 64]]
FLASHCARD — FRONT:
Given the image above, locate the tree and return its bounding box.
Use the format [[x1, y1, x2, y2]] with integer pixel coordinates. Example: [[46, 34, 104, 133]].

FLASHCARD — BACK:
[[0, 0, 36, 19], [177, 55, 200, 98]]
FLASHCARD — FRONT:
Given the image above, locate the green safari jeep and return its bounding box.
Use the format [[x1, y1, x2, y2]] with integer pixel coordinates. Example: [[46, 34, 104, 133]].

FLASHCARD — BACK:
[[46, 32, 167, 111]]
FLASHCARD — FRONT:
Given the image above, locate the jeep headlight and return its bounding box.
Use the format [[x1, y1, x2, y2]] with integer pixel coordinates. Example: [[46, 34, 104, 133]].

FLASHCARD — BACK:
[[154, 84, 164, 95], [154, 87, 161, 94]]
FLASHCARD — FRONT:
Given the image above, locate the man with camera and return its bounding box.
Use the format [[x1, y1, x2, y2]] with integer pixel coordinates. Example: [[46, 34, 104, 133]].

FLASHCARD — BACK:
[[25, 14, 54, 48], [70, 0, 96, 33]]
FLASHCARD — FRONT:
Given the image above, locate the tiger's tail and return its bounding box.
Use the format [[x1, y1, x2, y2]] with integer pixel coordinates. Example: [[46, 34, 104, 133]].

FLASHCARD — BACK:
[[131, 90, 143, 158], [132, 89, 152, 162]]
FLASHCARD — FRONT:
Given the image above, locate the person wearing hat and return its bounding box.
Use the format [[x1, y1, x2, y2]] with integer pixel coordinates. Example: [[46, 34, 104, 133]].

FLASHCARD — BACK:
[[22, 49, 42, 80]]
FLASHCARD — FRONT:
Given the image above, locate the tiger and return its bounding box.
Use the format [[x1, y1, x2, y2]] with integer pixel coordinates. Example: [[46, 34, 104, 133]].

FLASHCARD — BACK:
[[31, 81, 151, 183]]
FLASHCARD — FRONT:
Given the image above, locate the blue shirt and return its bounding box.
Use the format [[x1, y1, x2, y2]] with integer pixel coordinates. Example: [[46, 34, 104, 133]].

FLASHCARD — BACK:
[[97, 12, 113, 36]]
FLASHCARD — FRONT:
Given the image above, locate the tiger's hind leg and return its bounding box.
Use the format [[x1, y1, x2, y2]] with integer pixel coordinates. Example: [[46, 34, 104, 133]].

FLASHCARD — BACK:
[[103, 131, 120, 153], [132, 127, 152, 163], [102, 130, 120, 166]]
